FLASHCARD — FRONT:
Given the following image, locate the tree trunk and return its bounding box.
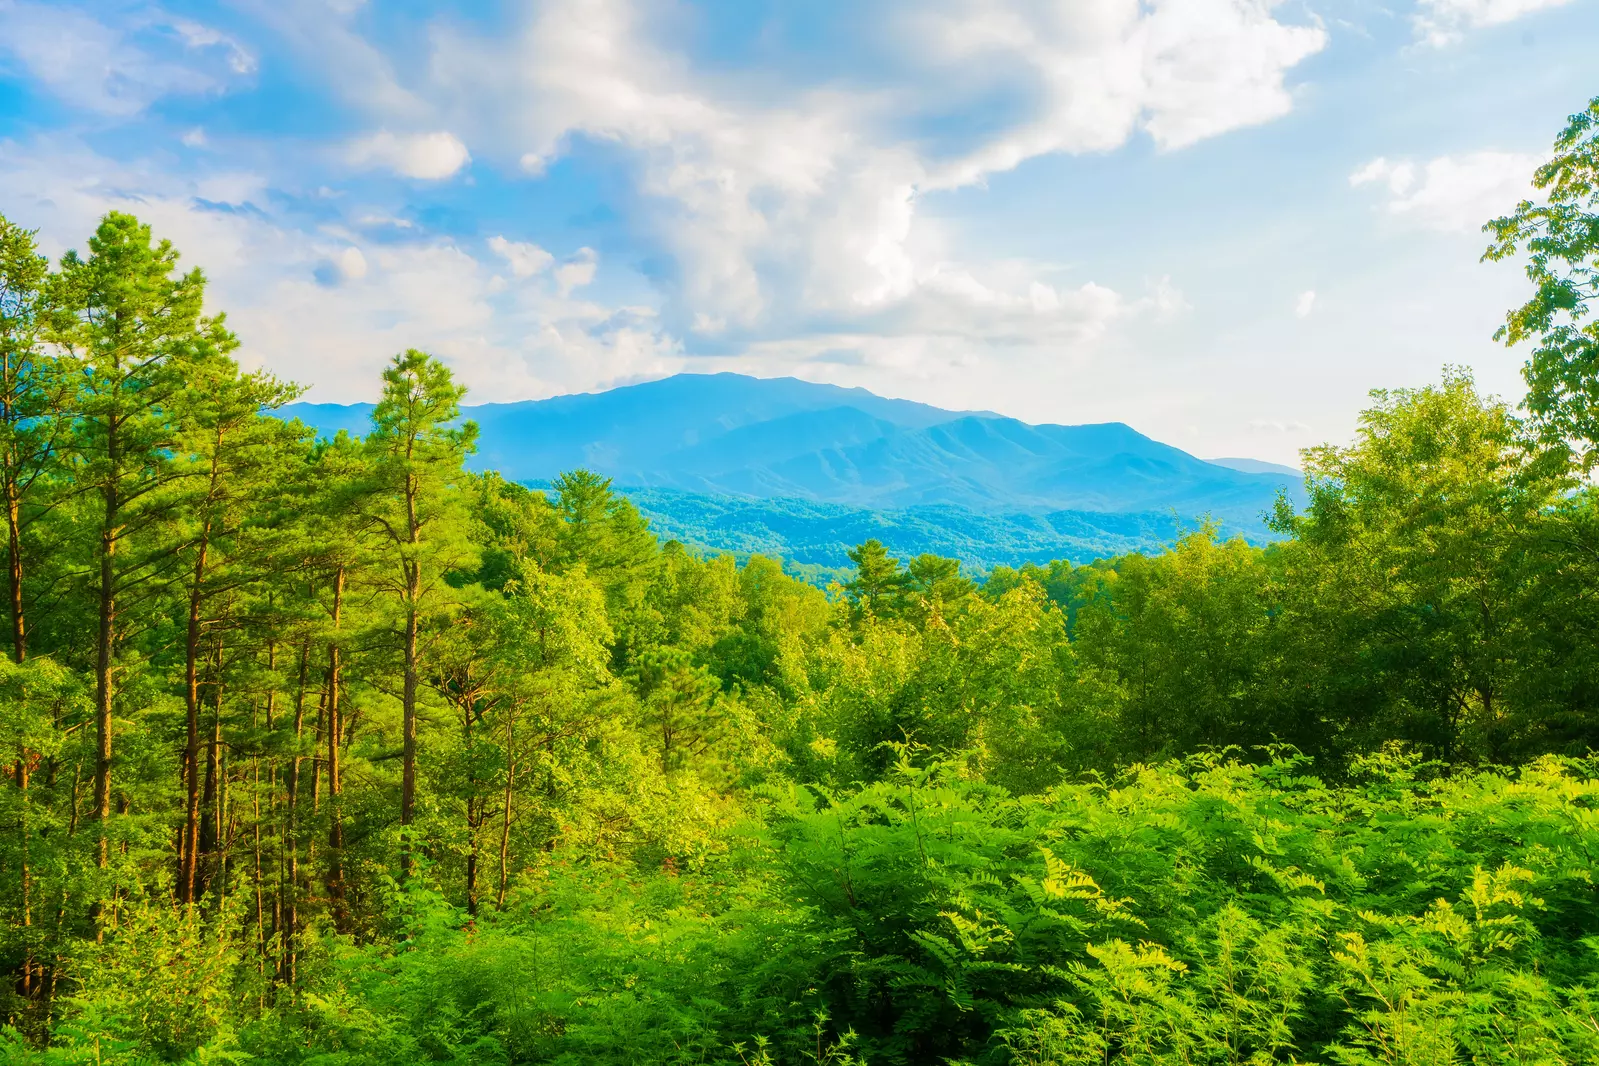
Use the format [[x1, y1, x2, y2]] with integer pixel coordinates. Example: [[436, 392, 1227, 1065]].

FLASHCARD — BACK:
[[251, 701, 266, 980], [309, 691, 323, 815], [5, 426, 29, 993], [93, 481, 117, 870], [281, 640, 310, 986], [462, 683, 479, 917], [324, 565, 347, 930], [399, 462, 421, 878], [497, 701, 514, 911], [0, 342, 25, 668], [213, 664, 228, 910], [465, 796, 480, 917], [199, 674, 221, 898], [15, 748, 31, 1001], [261, 640, 278, 983], [5, 465, 25, 666], [400, 588, 419, 877], [180, 531, 210, 904]]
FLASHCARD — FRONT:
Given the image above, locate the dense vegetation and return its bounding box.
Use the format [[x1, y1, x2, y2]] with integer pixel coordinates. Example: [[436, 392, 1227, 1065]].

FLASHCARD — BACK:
[[2, 97, 1599, 1065], [604, 487, 1264, 583]]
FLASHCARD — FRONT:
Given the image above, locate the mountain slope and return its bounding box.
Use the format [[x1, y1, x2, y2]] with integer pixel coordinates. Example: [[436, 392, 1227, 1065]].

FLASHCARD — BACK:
[[618, 487, 1259, 581], [280, 372, 1302, 538], [1207, 456, 1301, 476]]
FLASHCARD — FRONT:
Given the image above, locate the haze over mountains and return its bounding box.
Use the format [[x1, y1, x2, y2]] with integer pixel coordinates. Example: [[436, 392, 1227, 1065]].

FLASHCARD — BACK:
[[282, 373, 1304, 572]]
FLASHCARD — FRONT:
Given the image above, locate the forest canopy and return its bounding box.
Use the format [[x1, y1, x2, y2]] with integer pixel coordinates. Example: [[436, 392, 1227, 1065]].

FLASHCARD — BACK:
[[2, 97, 1599, 1066]]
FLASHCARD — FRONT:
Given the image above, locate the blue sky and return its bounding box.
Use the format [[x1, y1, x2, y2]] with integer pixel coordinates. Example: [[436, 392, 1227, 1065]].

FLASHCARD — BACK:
[[0, 0, 1593, 463]]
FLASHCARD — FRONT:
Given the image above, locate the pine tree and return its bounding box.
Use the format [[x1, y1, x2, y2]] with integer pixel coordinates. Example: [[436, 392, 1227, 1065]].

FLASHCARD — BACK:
[[0, 214, 65, 667], [364, 350, 478, 874], [845, 539, 912, 616], [173, 362, 303, 904], [51, 212, 237, 866]]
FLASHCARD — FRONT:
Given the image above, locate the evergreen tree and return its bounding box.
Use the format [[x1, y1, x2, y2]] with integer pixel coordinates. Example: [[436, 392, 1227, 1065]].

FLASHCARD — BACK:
[[0, 215, 64, 666], [52, 212, 237, 865], [172, 362, 303, 904], [845, 539, 912, 616], [364, 349, 478, 874]]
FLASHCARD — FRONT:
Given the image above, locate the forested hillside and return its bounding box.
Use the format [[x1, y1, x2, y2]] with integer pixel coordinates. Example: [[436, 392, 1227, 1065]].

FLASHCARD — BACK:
[[584, 487, 1263, 583], [281, 374, 1301, 531], [2, 98, 1599, 1065], [283, 372, 1302, 572]]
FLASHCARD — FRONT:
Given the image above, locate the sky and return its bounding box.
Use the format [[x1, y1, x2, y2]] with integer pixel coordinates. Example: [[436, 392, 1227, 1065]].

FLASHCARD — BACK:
[[0, 0, 1594, 464]]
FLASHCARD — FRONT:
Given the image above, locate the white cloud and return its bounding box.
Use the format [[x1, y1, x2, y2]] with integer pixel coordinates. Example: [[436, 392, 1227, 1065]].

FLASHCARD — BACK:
[[915, 0, 1328, 184], [1295, 290, 1316, 317], [1350, 152, 1539, 232], [418, 0, 1325, 364], [0, 136, 680, 402], [181, 127, 208, 148], [0, 2, 252, 115], [1350, 156, 1414, 193], [335, 246, 368, 282], [346, 130, 471, 180], [168, 18, 257, 75], [488, 236, 554, 278], [555, 248, 599, 296], [0, 0, 1342, 416], [1146, 276, 1192, 319], [1413, 0, 1574, 46]]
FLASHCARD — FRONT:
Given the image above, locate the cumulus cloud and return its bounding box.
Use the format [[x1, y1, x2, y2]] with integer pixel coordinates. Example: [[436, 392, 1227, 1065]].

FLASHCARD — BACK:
[[0, 2, 255, 115], [418, 0, 1324, 363], [916, 0, 1328, 178], [0, 136, 679, 401], [488, 236, 555, 278], [555, 248, 599, 296], [315, 246, 368, 286], [0, 0, 1336, 399], [1413, 0, 1574, 46], [346, 131, 471, 180], [1295, 290, 1316, 317], [1350, 152, 1539, 232]]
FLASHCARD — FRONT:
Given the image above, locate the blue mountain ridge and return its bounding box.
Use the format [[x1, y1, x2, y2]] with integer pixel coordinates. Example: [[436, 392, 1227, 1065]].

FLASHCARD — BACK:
[[280, 372, 1304, 572]]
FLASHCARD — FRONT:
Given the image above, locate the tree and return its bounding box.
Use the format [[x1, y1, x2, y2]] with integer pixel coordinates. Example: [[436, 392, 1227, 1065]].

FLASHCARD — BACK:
[[551, 468, 659, 662], [1280, 371, 1560, 761], [364, 349, 478, 873], [632, 646, 722, 777], [844, 540, 911, 616], [1484, 94, 1599, 466], [469, 472, 561, 591], [906, 553, 975, 614], [1072, 528, 1273, 761], [302, 430, 372, 930], [52, 212, 236, 865], [173, 363, 302, 904], [0, 215, 66, 667], [494, 560, 612, 902], [427, 590, 509, 914]]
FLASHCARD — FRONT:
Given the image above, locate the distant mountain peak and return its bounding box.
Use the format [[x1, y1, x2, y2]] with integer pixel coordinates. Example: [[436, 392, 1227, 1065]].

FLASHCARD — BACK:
[[279, 373, 1303, 529]]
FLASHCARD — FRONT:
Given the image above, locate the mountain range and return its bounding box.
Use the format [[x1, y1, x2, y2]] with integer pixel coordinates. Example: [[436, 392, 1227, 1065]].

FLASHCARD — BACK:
[[281, 373, 1303, 572]]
